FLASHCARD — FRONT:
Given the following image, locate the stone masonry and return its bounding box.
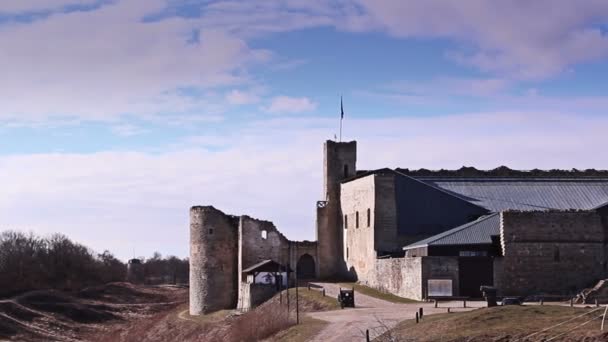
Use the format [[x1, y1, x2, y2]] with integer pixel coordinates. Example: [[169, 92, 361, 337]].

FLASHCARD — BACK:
[[498, 210, 607, 296]]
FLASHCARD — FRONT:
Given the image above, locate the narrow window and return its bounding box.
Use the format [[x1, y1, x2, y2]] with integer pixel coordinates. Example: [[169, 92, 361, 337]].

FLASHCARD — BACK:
[[346, 247, 349, 258], [553, 246, 560, 262], [356, 211, 359, 228], [344, 215, 348, 229], [208, 228, 214, 235], [261, 230, 267, 240], [367, 208, 371, 227], [344, 165, 349, 178]]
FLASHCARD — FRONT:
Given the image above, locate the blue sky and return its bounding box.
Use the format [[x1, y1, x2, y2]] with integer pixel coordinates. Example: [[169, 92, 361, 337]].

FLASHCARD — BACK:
[[2, 0, 608, 260]]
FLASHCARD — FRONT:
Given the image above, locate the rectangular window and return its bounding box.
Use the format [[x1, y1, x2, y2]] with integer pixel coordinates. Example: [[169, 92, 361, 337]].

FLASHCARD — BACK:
[[356, 211, 359, 228], [344, 215, 348, 229], [367, 208, 371, 227]]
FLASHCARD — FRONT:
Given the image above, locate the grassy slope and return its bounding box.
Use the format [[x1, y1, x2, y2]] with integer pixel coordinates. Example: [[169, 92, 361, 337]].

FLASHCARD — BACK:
[[265, 287, 340, 341], [339, 282, 419, 304], [382, 305, 608, 342]]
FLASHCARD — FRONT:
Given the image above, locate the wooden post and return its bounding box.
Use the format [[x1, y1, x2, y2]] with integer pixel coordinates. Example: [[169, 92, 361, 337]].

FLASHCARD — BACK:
[[296, 281, 300, 324], [463, 300, 467, 308], [596, 299, 600, 308], [366, 329, 370, 342], [415, 312, 419, 323], [540, 298, 544, 306], [570, 298, 574, 307], [323, 288, 326, 297], [447, 307, 451, 313], [434, 300, 438, 308]]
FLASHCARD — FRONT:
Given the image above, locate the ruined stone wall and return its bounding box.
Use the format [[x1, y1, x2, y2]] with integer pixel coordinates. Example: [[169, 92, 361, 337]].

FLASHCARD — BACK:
[[498, 211, 606, 296], [369, 257, 423, 300], [238, 216, 291, 297], [190, 206, 238, 315], [341, 175, 376, 281]]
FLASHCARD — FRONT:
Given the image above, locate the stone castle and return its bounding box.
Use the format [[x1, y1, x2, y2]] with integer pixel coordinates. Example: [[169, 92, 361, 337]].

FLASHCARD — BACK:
[[190, 140, 608, 315]]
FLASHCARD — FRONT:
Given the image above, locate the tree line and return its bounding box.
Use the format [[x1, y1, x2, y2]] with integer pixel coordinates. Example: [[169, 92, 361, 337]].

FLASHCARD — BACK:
[[0, 230, 188, 297]]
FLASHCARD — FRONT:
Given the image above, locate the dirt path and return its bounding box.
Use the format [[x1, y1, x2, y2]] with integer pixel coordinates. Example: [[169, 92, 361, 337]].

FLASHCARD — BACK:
[[307, 283, 485, 341]]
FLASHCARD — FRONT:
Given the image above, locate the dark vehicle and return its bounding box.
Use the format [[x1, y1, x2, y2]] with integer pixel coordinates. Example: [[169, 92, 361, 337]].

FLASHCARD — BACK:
[[337, 288, 355, 309], [480, 286, 498, 307], [501, 297, 522, 306]]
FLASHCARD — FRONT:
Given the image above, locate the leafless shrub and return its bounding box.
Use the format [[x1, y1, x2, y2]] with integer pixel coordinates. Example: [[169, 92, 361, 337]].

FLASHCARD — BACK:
[[224, 301, 294, 342], [362, 315, 411, 342]]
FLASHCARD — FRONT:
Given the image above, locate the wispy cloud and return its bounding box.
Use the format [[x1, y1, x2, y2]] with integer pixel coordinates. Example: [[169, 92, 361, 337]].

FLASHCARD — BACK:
[[264, 96, 317, 114]]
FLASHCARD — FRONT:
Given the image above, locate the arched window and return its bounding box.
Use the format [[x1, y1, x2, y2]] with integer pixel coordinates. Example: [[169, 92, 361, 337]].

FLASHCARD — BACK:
[[367, 208, 371, 227], [261, 230, 267, 240], [356, 211, 359, 228]]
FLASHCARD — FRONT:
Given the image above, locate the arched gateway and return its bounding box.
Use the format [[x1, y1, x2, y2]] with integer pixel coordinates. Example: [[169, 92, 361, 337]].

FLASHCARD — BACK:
[[296, 253, 316, 279]]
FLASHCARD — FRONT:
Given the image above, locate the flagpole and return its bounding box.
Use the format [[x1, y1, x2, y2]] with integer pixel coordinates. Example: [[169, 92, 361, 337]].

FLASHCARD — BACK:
[[339, 95, 344, 142]]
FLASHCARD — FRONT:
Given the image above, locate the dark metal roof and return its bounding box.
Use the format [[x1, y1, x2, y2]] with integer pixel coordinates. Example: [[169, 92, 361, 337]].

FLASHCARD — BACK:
[[419, 178, 608, 211], [242, 259, 292, 273], [403, 213, 500, 250]]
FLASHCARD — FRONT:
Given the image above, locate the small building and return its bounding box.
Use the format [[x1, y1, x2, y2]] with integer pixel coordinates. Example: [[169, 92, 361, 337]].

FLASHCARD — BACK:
[[237, 259, 291, 312]]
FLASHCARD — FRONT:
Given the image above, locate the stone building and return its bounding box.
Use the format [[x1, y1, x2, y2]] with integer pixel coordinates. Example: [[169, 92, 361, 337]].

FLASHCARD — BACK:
[[189, 139, 608, 314]]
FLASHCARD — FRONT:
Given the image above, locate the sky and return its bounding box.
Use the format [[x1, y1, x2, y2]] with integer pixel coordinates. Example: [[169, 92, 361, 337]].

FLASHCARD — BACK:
[[2, 0, 608, 261]]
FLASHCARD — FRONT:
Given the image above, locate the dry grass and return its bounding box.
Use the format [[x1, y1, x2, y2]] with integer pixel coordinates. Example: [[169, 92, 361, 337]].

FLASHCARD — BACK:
[[226, 301, 294, 341], [339, 283, 419, 304], [379, 305, 608, 342], [264, 316, 328, 342]]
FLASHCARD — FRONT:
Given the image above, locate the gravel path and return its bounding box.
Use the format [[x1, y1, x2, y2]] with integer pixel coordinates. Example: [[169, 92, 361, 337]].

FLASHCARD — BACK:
[[307, 282, 485, 341]]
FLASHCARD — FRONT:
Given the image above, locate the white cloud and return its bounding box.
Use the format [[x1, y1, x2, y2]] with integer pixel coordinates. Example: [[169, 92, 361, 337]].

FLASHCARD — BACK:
[[111, 124, 147, 137], [0, 0, 268, 123], [225, 89, 261, 105], [352, 0, 608, 79], [0, 0, 98, 13], [265, 96, 317, 114], [2, 112, 608, 259]]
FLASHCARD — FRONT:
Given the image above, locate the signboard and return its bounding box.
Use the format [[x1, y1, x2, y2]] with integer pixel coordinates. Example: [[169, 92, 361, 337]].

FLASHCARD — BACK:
[[428, 279, 453, 297]]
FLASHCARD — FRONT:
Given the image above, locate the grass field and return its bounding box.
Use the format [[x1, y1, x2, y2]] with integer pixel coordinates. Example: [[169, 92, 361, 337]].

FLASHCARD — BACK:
[[379, 305, 608, 341], [339, 282, 419, 304]]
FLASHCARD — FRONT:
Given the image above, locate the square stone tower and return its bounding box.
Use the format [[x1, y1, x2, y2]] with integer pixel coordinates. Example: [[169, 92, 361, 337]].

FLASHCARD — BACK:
[[316, 140, 357, 279]]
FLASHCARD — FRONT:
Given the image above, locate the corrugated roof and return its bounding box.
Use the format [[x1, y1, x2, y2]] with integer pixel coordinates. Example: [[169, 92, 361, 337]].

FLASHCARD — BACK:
[[417, 178, 608, 211], [403, 213, 500, 250]]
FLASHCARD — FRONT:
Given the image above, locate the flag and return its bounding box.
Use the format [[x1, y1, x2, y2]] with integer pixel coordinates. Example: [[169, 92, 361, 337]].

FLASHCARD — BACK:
[[340, 96, 344, 119]]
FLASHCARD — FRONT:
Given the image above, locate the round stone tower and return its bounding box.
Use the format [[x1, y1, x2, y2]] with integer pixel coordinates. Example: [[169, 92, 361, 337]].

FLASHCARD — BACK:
[[189, 206, 238, 315]]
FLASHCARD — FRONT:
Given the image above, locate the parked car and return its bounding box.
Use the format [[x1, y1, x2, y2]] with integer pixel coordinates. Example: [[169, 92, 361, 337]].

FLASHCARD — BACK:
[[501, 297, 522, 306]]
